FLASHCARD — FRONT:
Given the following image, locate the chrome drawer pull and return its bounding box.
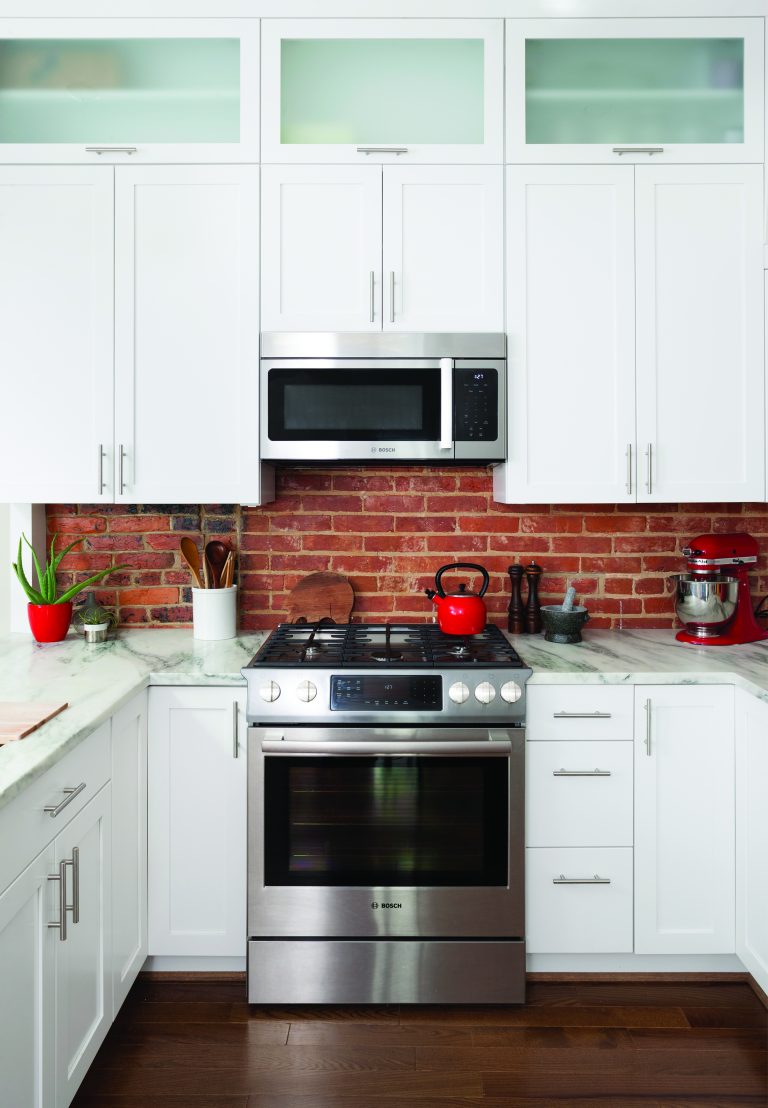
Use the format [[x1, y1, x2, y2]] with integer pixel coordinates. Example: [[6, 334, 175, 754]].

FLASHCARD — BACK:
[[612, 146, 664, 155], [70, 847, 80, 924], [44, 782, 86, 818], [232, 700, 239, 759], [47, 860, 71, 941], [553, 711, 612, 719], [644, 698, 652, 756], [553, 768, 611, 777], [553, 874, 611, 885], [86, 145, 137, 155], [356, 146, 408, 155]]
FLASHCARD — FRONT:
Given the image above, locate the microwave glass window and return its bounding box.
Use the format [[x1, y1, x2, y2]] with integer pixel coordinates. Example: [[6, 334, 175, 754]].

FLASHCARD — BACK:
[[264, 755, 509, 887], [284, 383, 423, 431]]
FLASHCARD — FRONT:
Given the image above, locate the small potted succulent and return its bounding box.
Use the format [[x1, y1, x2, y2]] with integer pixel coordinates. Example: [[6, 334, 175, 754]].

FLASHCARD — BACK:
[[12, 534, 127, 644], [75, 593, 119, 644]]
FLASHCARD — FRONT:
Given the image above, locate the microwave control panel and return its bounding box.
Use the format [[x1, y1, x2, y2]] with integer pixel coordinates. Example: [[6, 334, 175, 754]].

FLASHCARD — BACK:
[[454, 368, 498, 441]]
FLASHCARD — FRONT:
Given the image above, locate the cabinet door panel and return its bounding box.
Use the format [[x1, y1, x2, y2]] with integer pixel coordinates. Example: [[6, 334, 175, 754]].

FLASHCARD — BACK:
[[736, 691, 768, 995], [383, 166, 503, 332], [0, 846, 55, 1108], [635, 164, 764, 502], [148, 688, 246, 958], [55, 786, 111, 1107], [111, 692, 147, 1016], [527, 847, 633, 953], [0, 166, 113, 503], [261, 164, 381, 332], [634, 686, 735, 954], [114, 165, 262, 504], [496, 166, 635, 504]]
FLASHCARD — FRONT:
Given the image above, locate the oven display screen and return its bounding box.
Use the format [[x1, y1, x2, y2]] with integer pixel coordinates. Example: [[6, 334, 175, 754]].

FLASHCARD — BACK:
[[331, 675, 442, 711]]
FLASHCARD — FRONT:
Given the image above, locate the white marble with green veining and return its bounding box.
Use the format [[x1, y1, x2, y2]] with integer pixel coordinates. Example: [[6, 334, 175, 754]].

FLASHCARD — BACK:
[[0, 626, 765, 812]]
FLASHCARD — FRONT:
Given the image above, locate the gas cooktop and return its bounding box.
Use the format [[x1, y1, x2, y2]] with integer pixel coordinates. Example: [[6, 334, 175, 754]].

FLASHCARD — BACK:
[[246, 621, 527, 669]]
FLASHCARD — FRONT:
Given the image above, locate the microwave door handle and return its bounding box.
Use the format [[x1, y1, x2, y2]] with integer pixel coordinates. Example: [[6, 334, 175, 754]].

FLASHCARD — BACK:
[[439, 358, 453, 450]]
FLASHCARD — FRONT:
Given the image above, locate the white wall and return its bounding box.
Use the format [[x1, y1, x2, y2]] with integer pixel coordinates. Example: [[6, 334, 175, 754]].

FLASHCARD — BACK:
[[0, 504, 7, 635]]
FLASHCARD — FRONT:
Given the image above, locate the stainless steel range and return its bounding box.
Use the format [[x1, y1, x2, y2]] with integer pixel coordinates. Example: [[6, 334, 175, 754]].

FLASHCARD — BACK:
[[242, 622, 531, 1005]]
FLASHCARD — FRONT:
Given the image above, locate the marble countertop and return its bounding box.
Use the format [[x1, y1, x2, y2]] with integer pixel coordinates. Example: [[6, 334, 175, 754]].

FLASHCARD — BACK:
[[0, 625, 766, 812]]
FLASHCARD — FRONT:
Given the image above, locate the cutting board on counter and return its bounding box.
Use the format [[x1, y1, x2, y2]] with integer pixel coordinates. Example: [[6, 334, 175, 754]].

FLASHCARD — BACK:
[[286, 572, 354, 625], [0, 701, 68, 745]]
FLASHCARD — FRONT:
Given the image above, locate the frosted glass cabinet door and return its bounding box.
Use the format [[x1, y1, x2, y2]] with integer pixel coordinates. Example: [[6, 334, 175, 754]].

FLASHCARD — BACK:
[[262, 19, 503, 163], [0, 18, 259, 162], [507, 18, 763, 163]]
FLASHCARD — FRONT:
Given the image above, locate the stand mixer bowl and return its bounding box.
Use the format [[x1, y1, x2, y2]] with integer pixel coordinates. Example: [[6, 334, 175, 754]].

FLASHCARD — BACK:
[[675, 575, 739, 637]]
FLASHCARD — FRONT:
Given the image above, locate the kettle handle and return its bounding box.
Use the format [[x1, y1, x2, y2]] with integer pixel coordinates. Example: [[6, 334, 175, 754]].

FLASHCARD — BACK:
[[434, 562, 490, 599]]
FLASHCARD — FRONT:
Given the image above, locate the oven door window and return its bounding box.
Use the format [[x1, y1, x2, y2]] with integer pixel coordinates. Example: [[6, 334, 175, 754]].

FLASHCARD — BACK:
[[267, 367, 441, 441], [263, 755, 508, 887]]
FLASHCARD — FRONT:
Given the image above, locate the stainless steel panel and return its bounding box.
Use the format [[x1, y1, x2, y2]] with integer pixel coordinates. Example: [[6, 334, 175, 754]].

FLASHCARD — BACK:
[[248, 939, 526, 1004], [261, 332, 506, 359], [454, 358, 506, 462]]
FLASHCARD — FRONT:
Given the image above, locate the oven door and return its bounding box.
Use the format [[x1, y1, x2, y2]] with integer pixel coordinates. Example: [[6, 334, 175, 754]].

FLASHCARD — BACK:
[[260, 358, 452, 462], [248, 726, 524, 939]]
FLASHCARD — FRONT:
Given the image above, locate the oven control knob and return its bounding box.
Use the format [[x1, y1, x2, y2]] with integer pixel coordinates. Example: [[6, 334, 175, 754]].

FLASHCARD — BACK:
[[448, 681, 470, 705], [259, 680, 281, 703], [474, 681, 496, 704], [500, 681, 523, 704], [296, 680, 317, 703]]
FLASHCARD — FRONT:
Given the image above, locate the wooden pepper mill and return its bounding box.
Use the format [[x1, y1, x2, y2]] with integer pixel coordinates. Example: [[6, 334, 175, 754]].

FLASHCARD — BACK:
[[507, 565, 525, 634], [524, 561, 543, 634]]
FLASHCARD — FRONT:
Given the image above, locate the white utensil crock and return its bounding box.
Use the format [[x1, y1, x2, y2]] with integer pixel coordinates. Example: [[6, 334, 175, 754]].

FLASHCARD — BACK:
[[192, 586, 237, 640]]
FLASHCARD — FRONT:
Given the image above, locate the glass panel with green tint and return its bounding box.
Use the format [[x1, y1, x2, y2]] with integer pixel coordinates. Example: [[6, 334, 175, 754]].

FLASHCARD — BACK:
[[0, 39, 240, 143], [281, 39, 484, 145], [526, 38, 744, 145]]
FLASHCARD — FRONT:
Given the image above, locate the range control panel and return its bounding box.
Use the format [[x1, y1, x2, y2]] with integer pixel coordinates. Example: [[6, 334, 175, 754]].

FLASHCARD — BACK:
[[331, 675, 442, 711], [454, 367, 498, 442]]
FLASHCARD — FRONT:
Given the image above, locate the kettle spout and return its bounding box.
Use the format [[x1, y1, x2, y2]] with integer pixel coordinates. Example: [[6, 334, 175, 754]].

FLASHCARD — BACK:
[[424, 588, 438, 603]]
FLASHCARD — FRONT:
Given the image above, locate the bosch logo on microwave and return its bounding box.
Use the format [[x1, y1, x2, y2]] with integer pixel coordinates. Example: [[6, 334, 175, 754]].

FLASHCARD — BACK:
[[370, 902, 402, 910]]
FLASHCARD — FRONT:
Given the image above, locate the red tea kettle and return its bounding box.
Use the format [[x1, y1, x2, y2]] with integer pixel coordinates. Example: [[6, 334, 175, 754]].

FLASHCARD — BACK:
[[425, 562, 490, 635]]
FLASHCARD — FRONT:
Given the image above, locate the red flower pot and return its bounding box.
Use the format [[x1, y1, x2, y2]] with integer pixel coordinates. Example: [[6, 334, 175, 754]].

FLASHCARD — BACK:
[[27, 602, 73, 644]]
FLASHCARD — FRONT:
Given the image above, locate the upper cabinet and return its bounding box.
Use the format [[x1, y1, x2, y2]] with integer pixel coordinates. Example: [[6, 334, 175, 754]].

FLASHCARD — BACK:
[[261, 19, 503, 163], [507, 18, 764, 164], [0, 19, 259, 163]]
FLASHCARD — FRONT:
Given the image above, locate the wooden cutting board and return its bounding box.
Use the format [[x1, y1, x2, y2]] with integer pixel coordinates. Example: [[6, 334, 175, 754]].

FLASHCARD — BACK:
[[0, 701, 68, 745], [286, 572, 354, 625]]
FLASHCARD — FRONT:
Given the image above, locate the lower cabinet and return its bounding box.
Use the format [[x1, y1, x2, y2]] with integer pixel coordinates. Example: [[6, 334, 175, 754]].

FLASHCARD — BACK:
[[735, 689, 768, 994], [634, 685, 735, 954], [148, 687, 247, 958]]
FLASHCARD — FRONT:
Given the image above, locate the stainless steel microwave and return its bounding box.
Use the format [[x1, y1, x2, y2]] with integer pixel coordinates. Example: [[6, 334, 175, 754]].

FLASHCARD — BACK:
[[260, 333, 506, 463]]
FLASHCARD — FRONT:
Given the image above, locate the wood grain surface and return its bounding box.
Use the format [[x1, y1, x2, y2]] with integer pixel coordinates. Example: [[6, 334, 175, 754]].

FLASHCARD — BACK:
[[285, 572, 354, 625]]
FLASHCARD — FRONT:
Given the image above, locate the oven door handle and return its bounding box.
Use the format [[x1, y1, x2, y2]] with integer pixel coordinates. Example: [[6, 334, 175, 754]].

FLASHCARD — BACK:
[[260, 739, 512, 756]]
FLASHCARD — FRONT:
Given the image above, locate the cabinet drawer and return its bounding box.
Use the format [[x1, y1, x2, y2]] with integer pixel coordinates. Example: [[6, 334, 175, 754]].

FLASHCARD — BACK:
[[0, 721, 110, 894], [527, 686, 634, 741], [526, 847, 633, 953], [526, 741, 633, 847]]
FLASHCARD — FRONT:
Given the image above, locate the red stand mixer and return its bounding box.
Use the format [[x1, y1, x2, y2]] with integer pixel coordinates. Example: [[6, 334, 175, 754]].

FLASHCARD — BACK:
[[675, 532, 768, 646]]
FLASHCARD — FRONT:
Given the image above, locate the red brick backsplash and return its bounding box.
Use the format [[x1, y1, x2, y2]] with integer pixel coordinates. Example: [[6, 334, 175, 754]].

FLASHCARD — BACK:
[[46, 467, 768, 633]]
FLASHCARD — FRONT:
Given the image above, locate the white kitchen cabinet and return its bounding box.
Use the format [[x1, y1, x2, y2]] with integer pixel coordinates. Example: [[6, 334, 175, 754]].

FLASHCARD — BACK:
[[634, 686, 735, 955], [0, 19, 259, 163], [735, 689, 768, 996], [110, 691, 147, 1015], [261, 164, 503, 333], [0, 845, 56, 1108], [495, 162, 764, 505], [261, 19, 502, 164], [114, 165, 266, 504], [635, 164, 764, 502], [497, 166, 636, 504], [148, 687, 246, 958], [507, 18, 763, 164], [0, 166, 113, 504], [54, 785, 112, 1108]]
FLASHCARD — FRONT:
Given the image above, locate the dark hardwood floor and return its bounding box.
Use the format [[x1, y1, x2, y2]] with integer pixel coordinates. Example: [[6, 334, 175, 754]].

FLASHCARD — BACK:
[[72, 977, 768, 1107]]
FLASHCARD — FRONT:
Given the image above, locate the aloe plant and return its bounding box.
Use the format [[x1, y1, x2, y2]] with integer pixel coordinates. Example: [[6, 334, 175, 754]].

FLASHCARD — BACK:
[[12, 533, 128, 606]]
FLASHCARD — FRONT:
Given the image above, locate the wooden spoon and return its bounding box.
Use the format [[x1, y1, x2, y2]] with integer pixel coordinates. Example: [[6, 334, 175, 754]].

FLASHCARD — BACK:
[[180, 537, 204, 589], [221, 550, 235, 589], [205, 540, 230, 589]]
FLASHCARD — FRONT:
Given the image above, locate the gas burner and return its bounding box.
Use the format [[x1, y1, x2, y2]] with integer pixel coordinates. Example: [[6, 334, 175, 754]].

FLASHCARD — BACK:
[[445, 643, 470, 657], [370, 650, 403, 662]]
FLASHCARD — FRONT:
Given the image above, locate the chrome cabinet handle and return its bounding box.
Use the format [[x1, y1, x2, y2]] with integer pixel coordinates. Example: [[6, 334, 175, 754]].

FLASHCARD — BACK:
[[47, 861, 69, 941], [98, 443, 105, 495], [553, 768, 611, 777], [612, 146, 664, 155], [119, 444, 127, 495], [44, 782, 86, 818], [645, 443, 653, 493], [232, 701, 239, 759], [356, 146, 408, 155], [553, 874, 611, 885], [70, 847, 80, 924], [553, 711, 612, 719], [626, 443, 632, 495], [369, 271, 375, 323], [85, 146, 137, 155], [644, 697, 652, 756], [439, 358, 453, 451], [389, 271, 395, 323]]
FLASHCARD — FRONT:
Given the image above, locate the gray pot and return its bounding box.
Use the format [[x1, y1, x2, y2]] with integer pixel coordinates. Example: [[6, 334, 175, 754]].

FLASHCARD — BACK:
[[540, 604, 589, 644], [83, 623, 109, 644]]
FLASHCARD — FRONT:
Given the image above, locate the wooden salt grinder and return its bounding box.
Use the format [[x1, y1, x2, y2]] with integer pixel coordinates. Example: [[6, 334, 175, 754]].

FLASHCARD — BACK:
[[524, 561, 543, 634], [507, 565, 525, 635]]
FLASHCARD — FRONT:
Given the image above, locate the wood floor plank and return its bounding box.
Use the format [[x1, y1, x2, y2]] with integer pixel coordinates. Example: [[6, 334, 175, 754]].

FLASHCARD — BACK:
[[108, 1022, 291, 1047], [525, 982, 766, 1009], [471, 1026, 634, 1048], [85, 1043, 418, 1074], [629, 1026, 768, 1051], [287, 1022, 473, 1046], [400, 1004, 690, 1027], [683, 1006, 768, 1029], [239, 1100, 768, 1108]]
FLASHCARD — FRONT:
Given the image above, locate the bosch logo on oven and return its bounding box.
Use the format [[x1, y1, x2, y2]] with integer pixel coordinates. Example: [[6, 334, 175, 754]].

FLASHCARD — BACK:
[[371, 901, 402, 910]]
